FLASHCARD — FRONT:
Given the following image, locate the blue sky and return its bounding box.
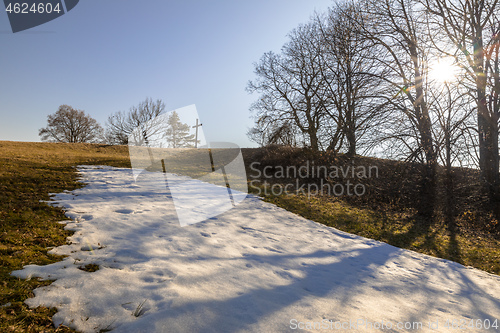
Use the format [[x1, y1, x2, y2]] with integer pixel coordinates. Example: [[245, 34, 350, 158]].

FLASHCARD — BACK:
[[0, 0, 331, 147]]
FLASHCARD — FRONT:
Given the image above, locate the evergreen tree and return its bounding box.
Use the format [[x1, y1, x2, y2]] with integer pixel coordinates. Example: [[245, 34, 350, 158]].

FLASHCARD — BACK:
[[164, 111, 197, 148]]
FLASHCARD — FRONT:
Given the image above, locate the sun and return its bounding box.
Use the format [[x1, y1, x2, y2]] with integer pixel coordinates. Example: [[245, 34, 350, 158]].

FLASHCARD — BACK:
[[429, 57, 458, 84]]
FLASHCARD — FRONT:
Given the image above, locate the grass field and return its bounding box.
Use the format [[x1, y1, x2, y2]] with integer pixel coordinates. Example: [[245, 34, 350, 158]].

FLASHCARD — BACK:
[[0, 141, 498, 332], [259, 194, 500, 275], [0, 141, 130, 332]]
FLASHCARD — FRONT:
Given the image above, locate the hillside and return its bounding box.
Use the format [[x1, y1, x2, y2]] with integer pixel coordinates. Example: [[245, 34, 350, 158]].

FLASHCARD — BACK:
[[0, 141, 499, 332], [241, 145, 500, 274]]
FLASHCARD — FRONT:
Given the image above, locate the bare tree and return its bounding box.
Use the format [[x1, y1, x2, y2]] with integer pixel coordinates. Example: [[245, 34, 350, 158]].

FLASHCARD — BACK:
[[429, 80, 474, 172], [106, 98, 166, 145], [351, 0, 439, 216], [247, 22, 330, 151], [423, 0, 500, 200], [426, 69, 475, 225], [39, 105, 103, 143], [316, 2, 386, 156], [365, 0, 436, 163]]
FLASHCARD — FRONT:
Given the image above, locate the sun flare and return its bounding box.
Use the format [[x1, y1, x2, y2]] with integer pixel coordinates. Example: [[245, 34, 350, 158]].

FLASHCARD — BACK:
[[430, 57, 458, 84]]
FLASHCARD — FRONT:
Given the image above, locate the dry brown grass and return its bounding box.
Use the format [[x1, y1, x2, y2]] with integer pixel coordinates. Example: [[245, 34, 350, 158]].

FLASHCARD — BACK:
[[1, 142, 498, 332], [243, 146, 500, 275], [0, 141, 129, 333]]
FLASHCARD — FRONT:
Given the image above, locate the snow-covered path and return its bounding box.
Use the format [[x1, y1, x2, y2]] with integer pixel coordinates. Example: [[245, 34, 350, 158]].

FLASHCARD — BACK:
[[12, 166, 500, 332]]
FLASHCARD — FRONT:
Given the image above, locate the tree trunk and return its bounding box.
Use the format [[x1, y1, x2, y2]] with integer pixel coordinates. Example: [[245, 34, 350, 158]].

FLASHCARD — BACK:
[[346, 101, 356, 156], [475, 32, 500, 201], [479, 112, 500, 200], [309, 129, 320, 151], [411, 43, 437, 218], [346, 129, 356, 156]]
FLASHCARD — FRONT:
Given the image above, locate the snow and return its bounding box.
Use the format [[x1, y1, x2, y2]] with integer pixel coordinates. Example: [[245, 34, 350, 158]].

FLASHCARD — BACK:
[[12, 165, 500, 332]]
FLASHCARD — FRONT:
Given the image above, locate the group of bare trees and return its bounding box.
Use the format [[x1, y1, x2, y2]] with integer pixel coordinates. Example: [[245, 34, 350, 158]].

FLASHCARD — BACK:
[[247, 2, 382, 155], [39, 98, 197, 148], [248, 0, 500, 206], [425, 0, 500, 198]]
